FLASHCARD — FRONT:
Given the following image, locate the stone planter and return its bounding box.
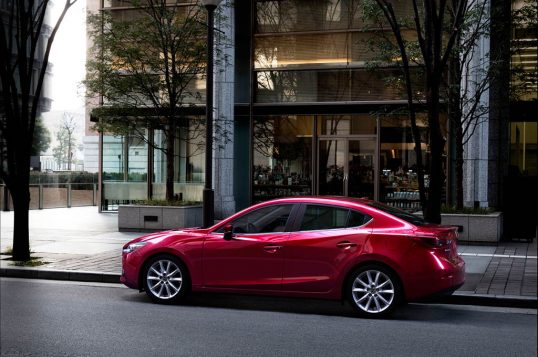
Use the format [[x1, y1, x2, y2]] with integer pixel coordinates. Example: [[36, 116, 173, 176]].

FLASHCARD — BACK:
[[118, 205, 202, 232], [441, 212, 503, 243]]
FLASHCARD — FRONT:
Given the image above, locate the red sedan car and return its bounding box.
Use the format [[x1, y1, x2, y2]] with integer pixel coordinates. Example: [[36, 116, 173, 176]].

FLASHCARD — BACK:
[[121, 197, 465, 317]]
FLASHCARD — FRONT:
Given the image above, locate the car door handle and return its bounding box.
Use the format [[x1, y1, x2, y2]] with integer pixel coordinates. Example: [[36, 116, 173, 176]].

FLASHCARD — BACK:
[[337, 241, 357, 249], [263, 245, 282, 253]]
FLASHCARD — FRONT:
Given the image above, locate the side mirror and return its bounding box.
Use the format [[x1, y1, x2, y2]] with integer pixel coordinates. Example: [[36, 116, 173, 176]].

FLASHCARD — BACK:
[[223, 224, 233, 241]]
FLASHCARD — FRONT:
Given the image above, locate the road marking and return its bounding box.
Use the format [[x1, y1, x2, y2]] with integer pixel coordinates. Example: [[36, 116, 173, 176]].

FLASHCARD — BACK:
[[459, 253, 538, 259]]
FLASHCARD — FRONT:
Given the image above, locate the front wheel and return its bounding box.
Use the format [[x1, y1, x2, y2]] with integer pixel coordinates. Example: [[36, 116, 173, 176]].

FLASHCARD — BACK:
[[347, 265, 402, 317], [143, 255, 189, 304]]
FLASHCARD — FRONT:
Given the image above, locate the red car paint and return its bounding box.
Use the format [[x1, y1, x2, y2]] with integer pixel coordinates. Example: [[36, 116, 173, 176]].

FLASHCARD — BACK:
[[121, 197, 465, 304]]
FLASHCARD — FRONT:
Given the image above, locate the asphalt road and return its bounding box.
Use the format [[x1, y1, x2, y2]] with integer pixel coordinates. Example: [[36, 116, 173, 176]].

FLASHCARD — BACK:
[[1, 278, 536, 357]]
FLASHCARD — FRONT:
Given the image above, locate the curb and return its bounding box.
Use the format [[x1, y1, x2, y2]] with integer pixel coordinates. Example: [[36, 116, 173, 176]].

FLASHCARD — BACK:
[[0, 267, 120, 284], [2, 267, 537, 309], [439, 291, 537, 309]]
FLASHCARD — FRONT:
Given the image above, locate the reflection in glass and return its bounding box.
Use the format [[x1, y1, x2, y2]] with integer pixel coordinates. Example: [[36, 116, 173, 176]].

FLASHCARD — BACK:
[[319, 140, 345, 196], [255, 69, 424, 103], [153, 117, 205, 201], [348, 140, 375, 198], [510, 122, 537, 176], [318, 139, 375, 199], [253, 116, 313, 201], [318, 115, 376, 135], [102, 133, 149, 210], [379, 114, 447, 212]]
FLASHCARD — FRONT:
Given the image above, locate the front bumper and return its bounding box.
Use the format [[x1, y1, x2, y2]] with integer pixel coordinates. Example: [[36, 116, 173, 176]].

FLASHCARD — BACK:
[[121, 252, 141, 289]]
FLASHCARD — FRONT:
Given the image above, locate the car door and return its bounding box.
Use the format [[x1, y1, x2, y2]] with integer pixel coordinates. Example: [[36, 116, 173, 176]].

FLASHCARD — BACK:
[[282, 204, 372, 293], [202, 204, 296, 291]]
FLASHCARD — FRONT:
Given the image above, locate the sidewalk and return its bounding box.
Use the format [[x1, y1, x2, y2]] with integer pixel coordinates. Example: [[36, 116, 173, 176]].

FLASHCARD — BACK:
[[1, 207, 536, 307]]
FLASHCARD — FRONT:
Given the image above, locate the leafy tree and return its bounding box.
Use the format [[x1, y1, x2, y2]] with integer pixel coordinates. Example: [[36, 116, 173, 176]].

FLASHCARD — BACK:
[[366, 0, 480, 223], [85, 0, 208, 201], [31, 116, 52, 156], [52, 112, 77, 169], [0, 0, 77, 261]]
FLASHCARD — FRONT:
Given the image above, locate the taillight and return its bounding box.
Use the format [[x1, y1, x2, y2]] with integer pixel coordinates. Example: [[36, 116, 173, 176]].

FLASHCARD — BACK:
[[415, 236, 452, 248], [414, 236, 456, 261]]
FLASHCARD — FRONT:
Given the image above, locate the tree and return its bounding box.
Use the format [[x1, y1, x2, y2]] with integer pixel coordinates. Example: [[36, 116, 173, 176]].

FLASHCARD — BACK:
[[85, 0, 208, 201], [52, 112, 77, 170], [368, 0, 476, 223], [0, 0, 77, 261], [31, 116, 52, 156]]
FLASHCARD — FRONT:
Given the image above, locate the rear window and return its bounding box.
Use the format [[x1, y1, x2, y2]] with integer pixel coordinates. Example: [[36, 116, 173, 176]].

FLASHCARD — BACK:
[[299, 205, 372, 231], [367, 201, 426, 226]]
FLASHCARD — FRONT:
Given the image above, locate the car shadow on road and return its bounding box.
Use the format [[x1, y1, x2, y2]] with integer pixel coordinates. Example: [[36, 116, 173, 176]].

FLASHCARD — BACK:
[[124, 291, 481, 322]]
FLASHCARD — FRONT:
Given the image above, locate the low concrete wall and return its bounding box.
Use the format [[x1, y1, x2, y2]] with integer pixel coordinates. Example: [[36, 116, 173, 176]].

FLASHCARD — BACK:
[[118, 205, 202, 232], [441, 212, 503, 243]]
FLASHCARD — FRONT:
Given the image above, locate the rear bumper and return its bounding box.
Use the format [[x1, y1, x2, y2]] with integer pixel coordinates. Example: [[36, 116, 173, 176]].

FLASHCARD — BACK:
[[406, 254, 466, 301]]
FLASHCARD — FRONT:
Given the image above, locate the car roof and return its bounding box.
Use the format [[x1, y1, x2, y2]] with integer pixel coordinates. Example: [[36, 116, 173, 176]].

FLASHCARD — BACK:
[[256, 196, 373, 207]]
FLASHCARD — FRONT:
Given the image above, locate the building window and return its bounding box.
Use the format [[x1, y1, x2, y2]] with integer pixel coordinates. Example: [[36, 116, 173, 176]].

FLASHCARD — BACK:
[[102, 133, 149, 211], [510, 122, 538, 176], [253, 115, 313, 201], [379, 114, 447, 212], [152, 117, 205, 202]]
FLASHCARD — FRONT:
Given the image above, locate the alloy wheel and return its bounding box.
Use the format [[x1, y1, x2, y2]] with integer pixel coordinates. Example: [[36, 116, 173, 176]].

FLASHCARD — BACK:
[[146, 259, 183, 300], [351, 269, 395, 314]]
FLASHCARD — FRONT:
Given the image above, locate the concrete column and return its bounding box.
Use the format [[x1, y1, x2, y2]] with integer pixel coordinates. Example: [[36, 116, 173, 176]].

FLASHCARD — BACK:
[[462, 2, 492, 208], [213, 0, 236, 219]]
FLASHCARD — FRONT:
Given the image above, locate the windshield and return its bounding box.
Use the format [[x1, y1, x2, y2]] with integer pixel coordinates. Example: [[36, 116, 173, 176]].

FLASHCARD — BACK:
[[367, 201, 426, 226]]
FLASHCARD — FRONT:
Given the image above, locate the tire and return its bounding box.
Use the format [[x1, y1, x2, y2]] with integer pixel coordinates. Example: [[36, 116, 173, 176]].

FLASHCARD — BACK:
[[143, 255, 189, 304], [347, 265, 402, 317]]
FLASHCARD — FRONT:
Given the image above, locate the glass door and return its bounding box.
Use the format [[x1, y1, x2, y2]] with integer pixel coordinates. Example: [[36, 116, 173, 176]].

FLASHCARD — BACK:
[[347, 140, 375, 198], [319, 140, 345, 196], [318, 139, 376, 199]]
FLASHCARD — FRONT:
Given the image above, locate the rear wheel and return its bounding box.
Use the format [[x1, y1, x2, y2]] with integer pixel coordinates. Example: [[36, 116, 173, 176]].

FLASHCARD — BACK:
[[143, 255, 189, 304], [347, 265, 402, 317]]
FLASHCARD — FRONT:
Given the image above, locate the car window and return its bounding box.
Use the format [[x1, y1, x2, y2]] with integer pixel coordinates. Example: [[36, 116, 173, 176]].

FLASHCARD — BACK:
[[300, 205, 349, 231], [367, 201, 425, 226], [299, 205, 371, 231], [348, 209, 371, 227], [225, 205, 293, 234]]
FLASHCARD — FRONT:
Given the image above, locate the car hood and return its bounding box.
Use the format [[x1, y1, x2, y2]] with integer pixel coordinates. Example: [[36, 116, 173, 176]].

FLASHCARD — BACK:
[[126, 227, 207, 245]]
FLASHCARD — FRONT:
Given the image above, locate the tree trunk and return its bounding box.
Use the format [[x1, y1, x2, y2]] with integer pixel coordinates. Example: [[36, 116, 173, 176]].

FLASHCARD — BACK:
[[165, 118, 176, 201], [10, 173, 31, 261], [448, 54, 464, 209], [425, 82, 446, 224], [455, 123, 464, 209]]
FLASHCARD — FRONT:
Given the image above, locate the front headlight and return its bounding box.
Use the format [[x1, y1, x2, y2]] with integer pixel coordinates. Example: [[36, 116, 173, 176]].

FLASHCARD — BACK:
[[122, 241, 147, 254]]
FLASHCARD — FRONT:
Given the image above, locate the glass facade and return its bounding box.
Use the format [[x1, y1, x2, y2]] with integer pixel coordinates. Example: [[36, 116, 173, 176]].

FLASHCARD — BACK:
[[100, 117, 205, 211], [251, 113, 445, 211], [254, 0, 422, 104], [250, 0, 446, 212], [510, 122, 538, 176], [152, 118, 205, 202], [97, 0, 207, 211], [253, 115, 313, 201], [102, 134, 148, 210], [379, 114, 446, 211], [95, 0, 454, 214]]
